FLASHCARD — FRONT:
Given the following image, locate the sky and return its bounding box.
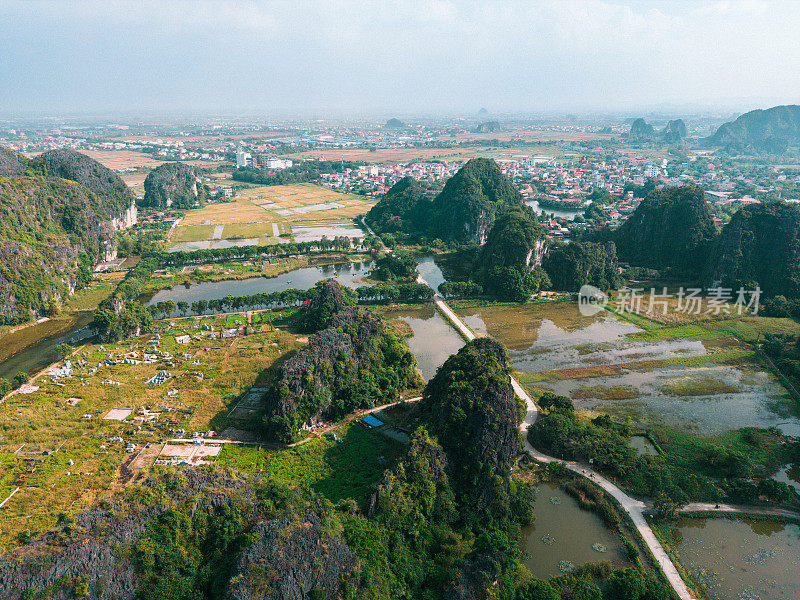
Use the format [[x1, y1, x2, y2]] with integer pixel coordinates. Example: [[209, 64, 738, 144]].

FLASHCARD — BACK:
[[1, 0, 799, 117]]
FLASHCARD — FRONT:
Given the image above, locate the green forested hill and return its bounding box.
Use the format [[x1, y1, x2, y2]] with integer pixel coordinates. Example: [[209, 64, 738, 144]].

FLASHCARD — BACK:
[[141, 161, 206, 209], [613, 185, 716, 274], [30, 148, 134, 213], [706, 201, 800, 296], [708, 104, 800, 152], [0, 148, 133, 322], [366, 158, 524, 244]]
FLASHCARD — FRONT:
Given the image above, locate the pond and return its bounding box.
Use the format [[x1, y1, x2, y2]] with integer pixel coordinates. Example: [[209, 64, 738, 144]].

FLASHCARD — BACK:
[[542, 364, 799, 437], [662, 517, 800, 600], [415, 255, 447, 293], [146, 260, 376, 307], [527, 199, 582, 221], [519, 481, 629, 579], [774, 464, 800, 494], [378, 305, 465, 381], [630, 435, 658, 456], [0, 312, 96, 382]]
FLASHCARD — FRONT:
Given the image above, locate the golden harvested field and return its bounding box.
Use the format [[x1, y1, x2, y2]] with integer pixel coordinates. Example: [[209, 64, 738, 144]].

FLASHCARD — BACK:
[[81, 150, 163, 170], [284, 144, 580, 164], [180, 199, 270, 226], [171, 184, 374, 247]]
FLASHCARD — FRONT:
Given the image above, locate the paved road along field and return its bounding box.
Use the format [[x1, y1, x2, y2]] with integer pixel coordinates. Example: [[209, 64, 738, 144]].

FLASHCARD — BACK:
[[416, 274, 697, 600]]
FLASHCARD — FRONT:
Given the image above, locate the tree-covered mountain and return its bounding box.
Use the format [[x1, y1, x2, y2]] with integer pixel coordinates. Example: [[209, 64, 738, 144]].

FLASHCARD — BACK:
[[141, 161, 207, 209], [263, 281, 422, 442], [473, 120, 501, 133], [366, 158, 524, 245], [429, 158, 524, 243], [0, 469, 359, 600], [543, 240, 622, 292], [661, 119, 687, 143], [30, 149, 135, 214], [613, 185, 716, 274], [420, 338, 522, 516], [708, 104, 800, 153], [364, 176, 426, 233], [627, 118, 655, 141], [0, 148, 137, 322], [0, 147, 26, 177], [475, 205, 549, 301], [705, 201, 800, 297]]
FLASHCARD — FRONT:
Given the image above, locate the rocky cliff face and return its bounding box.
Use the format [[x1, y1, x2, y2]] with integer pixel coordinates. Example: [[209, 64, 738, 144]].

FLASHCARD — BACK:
[[614, 185, 716, 273], [705, 201, 800, 297], [0, 469, 358, 600], [0, 147, 26, 176], [429, 158, 525, 244], [31, 149, 135, 214], [628, 118, 655, 141], [142, 161, 206, 209], [226, 511, 358, 600], [709, 104, 800, 152], [0, 149, 138, 318], [421, 338, 519, 513], [661, 119, 687, 143]]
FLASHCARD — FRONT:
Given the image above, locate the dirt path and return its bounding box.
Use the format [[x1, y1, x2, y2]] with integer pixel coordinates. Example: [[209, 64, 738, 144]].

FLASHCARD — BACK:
[[678, 502, 800, 520], [418, 280, 698, 600]]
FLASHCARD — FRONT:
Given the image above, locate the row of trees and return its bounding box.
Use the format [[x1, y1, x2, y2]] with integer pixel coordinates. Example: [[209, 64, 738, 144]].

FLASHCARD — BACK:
[[146, 282, 436, 319], [161, 238, 360, 267]]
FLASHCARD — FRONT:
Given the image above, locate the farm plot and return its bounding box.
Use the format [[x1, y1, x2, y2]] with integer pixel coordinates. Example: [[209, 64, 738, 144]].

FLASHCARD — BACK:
[[169, 183, 369, 250]]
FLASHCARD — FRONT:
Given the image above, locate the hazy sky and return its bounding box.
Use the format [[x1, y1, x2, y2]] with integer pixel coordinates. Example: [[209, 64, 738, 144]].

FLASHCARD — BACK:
[[1, 0, 799, 116]]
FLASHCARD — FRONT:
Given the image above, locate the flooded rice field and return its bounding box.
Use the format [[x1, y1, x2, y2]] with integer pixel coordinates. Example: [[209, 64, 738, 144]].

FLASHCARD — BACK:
[[661, 517, 800, 600], [456, 303, 706, 372], [519, 482, 629, 578], [379, 305, 465, 381], [456, 302, 799, 436], [630, 435, 658, 456], [542, 365, 798, 436]]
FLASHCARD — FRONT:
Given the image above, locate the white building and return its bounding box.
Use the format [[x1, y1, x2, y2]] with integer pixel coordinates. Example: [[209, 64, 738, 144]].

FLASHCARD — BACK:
[[266, 158, 293, 170], [236, 151, 251, 169]]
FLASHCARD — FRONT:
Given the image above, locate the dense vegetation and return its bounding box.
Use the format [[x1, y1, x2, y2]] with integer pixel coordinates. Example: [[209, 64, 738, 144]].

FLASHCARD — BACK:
[[542, 241, 622, 292], [30, 148, 134, 212], [528, 400, 797, 508], [262, 282, 423, 442], [476, 205, 548, 301], [364, 177, 426, 234], [0, 148, 140, 320], [705, 201, 800, 297], [367, 159, 524, 245], [372, 251, 418, 281], [141, 162, 207, 209], [611, 185, 716, 274], [421, 338, 524, 516]]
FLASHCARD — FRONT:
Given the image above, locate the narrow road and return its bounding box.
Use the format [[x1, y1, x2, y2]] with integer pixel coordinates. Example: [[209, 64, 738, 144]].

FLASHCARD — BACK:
[[678, 502, 800, 520], [417, 273, 696, 600]]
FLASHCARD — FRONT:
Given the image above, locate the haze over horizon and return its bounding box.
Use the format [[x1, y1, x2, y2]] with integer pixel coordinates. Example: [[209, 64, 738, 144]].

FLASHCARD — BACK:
[[1, 0, 799, 117]]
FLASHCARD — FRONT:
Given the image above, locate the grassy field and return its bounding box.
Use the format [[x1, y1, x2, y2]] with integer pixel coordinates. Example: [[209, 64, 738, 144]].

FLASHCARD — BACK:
[[0, 311, 302, 549], [217, 424, 402, 506]]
